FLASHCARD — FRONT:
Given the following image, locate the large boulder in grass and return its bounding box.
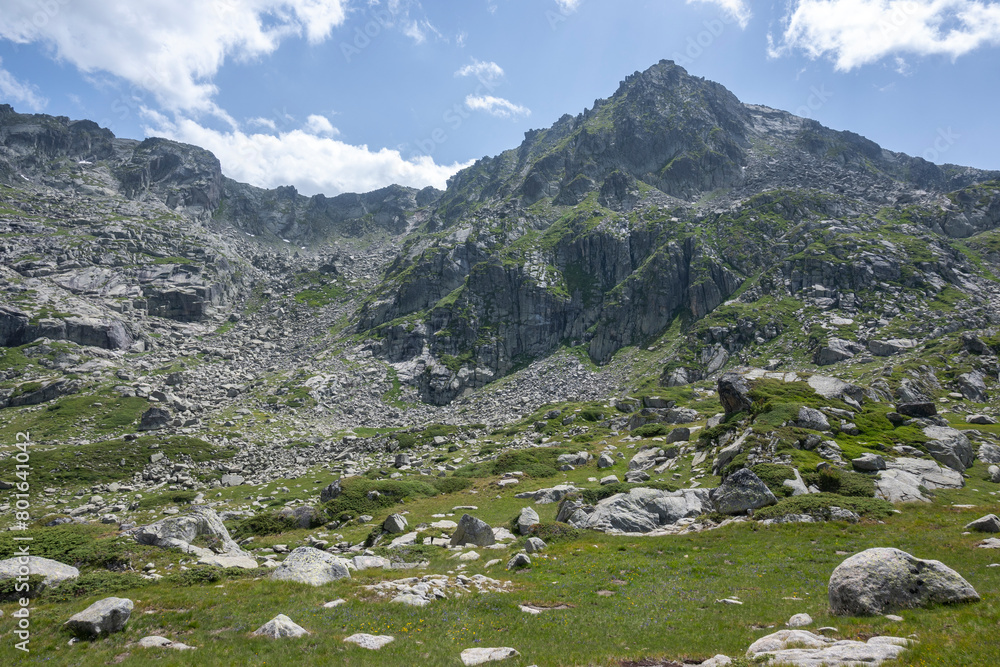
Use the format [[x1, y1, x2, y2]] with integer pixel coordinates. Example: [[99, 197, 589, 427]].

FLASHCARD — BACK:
[[829, 548, 979, 616], [516, 507, 539, 536], [710, 468, 777, 515], [450, 514, 496, 547], [134, 507, 257, 569], [64, 597, 133, 638], [922, 426, 974, 472], [269, 547, 351, 586], [0, 556, 79, 591], [565, 487, 710, 533]]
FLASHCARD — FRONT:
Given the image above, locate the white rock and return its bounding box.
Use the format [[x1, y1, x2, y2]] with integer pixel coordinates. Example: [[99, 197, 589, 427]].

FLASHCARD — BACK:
[[460, 647, 520, 665], [344, 633, 394, 650]]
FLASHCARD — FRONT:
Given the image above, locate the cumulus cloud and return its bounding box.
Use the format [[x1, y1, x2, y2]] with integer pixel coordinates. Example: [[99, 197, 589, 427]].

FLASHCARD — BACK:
[[0, 58, 47, 111], [465, 95, 531, 119], [686, 0, 753, 28], [305, 114, 338, 136], [0, 0, 347, 117], [770, 0, 1000, 70], [143, 110, 471, 197], [455, 59, 505, 82], [554, 0, 583, 13]]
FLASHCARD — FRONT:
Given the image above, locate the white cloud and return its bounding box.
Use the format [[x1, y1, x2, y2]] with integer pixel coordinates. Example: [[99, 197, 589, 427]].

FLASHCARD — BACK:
[[143, 110, 471, 197], [465, 95, 531, 119], [0, 1, 347, 117], [248, 116, 277, 130], [455, 59, 505, 82], [554, 0, 583, 13], [686, 0, 752, 28], [305, 114, 338, 136], [770, 0, 1000, 70], [0, 58, 47, 111]]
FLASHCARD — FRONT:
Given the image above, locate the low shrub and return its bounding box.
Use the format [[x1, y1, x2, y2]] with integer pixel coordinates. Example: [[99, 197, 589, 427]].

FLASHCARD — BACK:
[[632, 424, 671, 438], [528, 522, 582, 543], [754, 493, 894, 521], [0, 574, 45, 601], [42, 572, 149, 602], [430, 477, 472, 494], [802, 467, 875, 497], [454, 448, 571, 480], [323, 478, 440, 521], [230, 513, 301, 540], [750, 463, 796, 497]]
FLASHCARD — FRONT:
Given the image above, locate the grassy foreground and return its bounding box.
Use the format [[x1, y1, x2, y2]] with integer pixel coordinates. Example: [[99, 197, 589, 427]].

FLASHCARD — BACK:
[[1, 479, 998, 667]]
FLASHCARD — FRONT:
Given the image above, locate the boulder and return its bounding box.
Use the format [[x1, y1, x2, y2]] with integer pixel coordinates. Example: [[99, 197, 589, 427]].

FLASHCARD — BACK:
[[556, 451, 591, 466], [746, 629, 910, 666], [829, 548, 979, 615], [797, 406, 830, 431], [137, 635, 196, 650], [815, 338, 862, 365], [852, 453, 885, 472], [961, 332, 992, 355], [718, 372, 752, 415], [922, 425, 974, 472], [991, 465, 1000, 484], [597, 452, 615, 469], [667, 427, 691, 443], [134, 507, 256, 568], [980, 444, 1000, 464], [516, 507, 539, 536], [666, 407, 699, 424], [450, 514, 496, 547], [393, 453, 410, 468], [268, 547, 351, 586], [138, 406, 171, 431], [628, 448, 661, 471], [65, 597, 133, 638], [383, 513, 408, 534], [220, 473, 244, 487], [710, 469, 777, 515], [956, 371, 989, 402], [566, 488, 710, 533], [786, 613, 813, 628], [965, 514, 1000, 533], [525, 537, 546, 554], [968, 414, 998, 425], [460, 647, 520, 666], [320, 478, 342, 503], [251, 614, 309, 638], [344, 633, 394, 650], [506, 553, 531, 570], [897, 402, 936, 418], [514, 484, 580, 504], [0, 556, 79, 591], [868, 339, 917, 356], [277, 505, 323, 529]]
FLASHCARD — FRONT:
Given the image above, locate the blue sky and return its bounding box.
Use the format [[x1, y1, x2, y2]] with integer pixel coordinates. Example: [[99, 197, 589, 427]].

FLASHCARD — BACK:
[[1, 0, 999, 196]]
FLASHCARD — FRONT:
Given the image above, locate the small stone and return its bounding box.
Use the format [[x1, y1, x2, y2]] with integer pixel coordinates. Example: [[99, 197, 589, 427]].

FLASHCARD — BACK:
[[787, 613, 813, 628], [344, 633, 394, 650], [460, 647, 520, 666]]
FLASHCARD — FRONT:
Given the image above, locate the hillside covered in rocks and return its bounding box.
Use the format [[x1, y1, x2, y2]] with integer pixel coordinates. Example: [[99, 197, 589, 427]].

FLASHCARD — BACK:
[[1, 60, 1000, 666]]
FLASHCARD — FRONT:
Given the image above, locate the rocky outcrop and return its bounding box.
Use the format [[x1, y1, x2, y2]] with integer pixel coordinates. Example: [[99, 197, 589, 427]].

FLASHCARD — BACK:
[[566, 487, 709, 533], [0, 307, 132, 351], [134, 507, 256, 569]]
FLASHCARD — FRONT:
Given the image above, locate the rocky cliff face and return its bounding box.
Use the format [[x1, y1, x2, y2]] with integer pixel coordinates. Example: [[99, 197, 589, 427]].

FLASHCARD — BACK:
[[1, 60, 999, 410]]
